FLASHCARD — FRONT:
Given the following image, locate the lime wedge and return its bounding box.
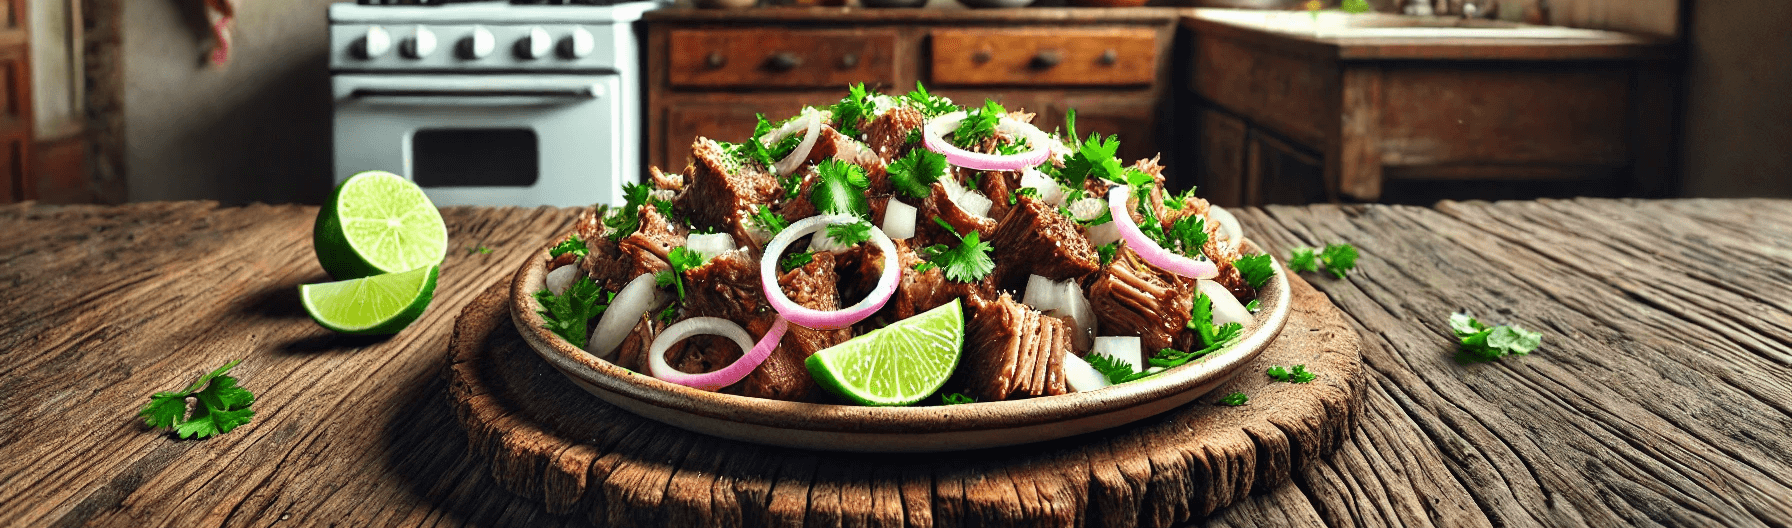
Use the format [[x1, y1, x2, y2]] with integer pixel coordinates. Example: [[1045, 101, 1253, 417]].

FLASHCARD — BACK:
[[806, 299, 964, 406], [300, 265, 439, 335], [314, 170, 447, 280]]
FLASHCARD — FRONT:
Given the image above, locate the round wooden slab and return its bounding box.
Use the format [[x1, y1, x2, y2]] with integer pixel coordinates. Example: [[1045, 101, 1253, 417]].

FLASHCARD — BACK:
[[445, 273, 1364, 527]]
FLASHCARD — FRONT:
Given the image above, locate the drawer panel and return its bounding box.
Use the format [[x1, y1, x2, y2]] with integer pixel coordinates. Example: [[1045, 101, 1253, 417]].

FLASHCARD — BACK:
[[669, 29, 897, 89], [930, 28, 1158, 87]]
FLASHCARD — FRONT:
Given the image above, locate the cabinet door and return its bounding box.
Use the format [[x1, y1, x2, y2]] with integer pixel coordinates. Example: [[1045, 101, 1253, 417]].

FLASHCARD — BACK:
[[1036, 97, 1159, 172], [1246, 130, 1328, 205], [1196, 108, 1247, 207]]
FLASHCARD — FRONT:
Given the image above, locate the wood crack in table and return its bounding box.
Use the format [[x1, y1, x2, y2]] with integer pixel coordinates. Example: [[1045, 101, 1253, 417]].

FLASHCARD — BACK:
[[446, 270, 1364, 527], [2, 198, 1789, 527]]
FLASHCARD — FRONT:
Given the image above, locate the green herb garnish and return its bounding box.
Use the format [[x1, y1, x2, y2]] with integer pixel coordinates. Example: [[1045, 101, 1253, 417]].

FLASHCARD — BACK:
[[470, 245, 494, 255], [952, 100, 1005, 149], [1450, 312, 1542, 363], [779, 251, 815, 272], [942, 392, 977, 405], [535, 276, 611, 349], [1289, 247, 1318, 272], [904, 81, 956, 118], [1218, 391, 1248, 406], [830, 83, 873, 138], [751, 204, 790, 233], [888, 148, 948, 200], [1245, 299, 1260, 312], [1319, 243, 1358, 279], [1087, 353, 1152, 384], [1096, 241, 1120, 268], [826, 220, 874, 247], [655, 246, 707, 302], [809, 159, 872, 220], [1008, 186, 1041, 205], [139, 359, 256, 439], [1235, 253, 1276, 290], [1266, 365, 1315, 383], [917, 217, 995, 283]]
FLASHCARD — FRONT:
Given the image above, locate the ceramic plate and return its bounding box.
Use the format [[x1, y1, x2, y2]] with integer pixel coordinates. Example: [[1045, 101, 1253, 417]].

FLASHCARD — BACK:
[[509, 237, 1290, 453]]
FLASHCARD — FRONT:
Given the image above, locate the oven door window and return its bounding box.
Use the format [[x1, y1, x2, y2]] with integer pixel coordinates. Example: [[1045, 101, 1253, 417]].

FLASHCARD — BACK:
[[411, 128, 539, 188]]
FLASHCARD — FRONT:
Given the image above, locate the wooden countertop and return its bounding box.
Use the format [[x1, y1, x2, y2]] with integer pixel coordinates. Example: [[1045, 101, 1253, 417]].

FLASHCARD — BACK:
[[4, 198, 1789, 526], [1183, 8, 1678, 61]]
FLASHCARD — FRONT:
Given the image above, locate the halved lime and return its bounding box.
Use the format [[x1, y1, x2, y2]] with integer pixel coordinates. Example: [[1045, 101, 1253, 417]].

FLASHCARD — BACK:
[[300, 265, 439, 335], [806, 299, 964, 406], [314, 170, 448, 280]]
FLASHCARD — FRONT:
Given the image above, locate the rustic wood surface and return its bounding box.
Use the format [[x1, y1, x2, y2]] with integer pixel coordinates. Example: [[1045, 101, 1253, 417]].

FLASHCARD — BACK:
[[445, 264, 1362, 527], [2, 198, 1790, 527]]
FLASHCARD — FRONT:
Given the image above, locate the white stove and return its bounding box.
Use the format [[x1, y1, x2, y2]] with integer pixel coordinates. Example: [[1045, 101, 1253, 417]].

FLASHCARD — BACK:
[[329, 1, 657, 207]]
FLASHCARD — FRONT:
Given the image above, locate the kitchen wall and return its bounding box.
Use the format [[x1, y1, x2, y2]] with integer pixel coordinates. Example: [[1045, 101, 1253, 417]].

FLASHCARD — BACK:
[[123, 0, 341, 204], [1678, 0, 1792, 198]]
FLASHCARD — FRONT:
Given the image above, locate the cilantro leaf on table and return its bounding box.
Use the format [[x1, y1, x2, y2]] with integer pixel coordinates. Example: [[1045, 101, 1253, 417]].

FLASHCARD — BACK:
[[779, 251, 814, 273], [1234, 254, 1276, 290], [826, 220, 874, 247], [830, 83, 873, 138], [888, 148, 948, 200], [918, 217, 994, 283], [942, 392, 977, 405], [535, 276, 611, 349], [1087, 353, 1152, 384], [1288, 247, 1318, 272], [809, 159, 872, 220], [1218, 391, 1248, 406], [952, 100, 1006, 149], [1267, 365, 1316, 383], [1319, 243, 1358, 279], [904, 81, 955, 118], [549, 237, 586, 259], [140, 359, 256, 439], [750, 205, 790, 234], [1450, 312, 1543, 363]]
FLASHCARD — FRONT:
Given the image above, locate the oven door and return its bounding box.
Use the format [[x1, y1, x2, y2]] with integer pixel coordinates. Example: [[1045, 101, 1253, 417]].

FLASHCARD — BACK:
[[333, 74, 624, 207]]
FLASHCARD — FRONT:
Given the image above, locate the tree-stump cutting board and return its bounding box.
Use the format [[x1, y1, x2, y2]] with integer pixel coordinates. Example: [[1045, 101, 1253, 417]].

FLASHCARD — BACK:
[[445, 272, 1364, 527]]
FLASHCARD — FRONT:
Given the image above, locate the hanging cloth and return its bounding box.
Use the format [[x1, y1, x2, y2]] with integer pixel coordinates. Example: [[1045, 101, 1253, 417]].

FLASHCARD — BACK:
[[204, 0, 241, 66]]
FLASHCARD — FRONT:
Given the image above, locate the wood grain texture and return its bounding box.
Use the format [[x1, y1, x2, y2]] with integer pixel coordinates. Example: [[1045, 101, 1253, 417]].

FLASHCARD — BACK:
[[667, 29, 898, 89], [930, 28, 1158, 87], [1, 199, 1789, 527], [448, 269, 1364, 527]]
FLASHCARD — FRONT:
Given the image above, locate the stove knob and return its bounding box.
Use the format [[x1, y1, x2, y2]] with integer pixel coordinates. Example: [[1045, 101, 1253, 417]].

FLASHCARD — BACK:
[[402, 26, 437, 59], [359, 26, 392, 59], [462, 26, 496, 59], [518, 27, 551, 60], [561, 27, 596, 59]]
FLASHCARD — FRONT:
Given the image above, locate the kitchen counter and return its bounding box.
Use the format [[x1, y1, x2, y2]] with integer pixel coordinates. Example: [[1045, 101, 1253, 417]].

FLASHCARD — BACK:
[[3, 198, 1789, 526], [1183, 9, 1676, 61]]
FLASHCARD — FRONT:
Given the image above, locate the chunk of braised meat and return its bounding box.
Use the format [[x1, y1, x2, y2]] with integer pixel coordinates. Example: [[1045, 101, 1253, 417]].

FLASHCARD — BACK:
[[680, 249, 767, 323], [1088, 247, 1194, 352], [878, 239, 996, 321], [676, 138, 782, 247], [664, 334, 742, 381], [802, 126, 882, 173], [976, 170, 1015, 221], [954, 293, 1070, 401], [989, 194, 1100, 291], [860, 106, 925, 164], [579, 203, 682, 293], [610, 315, 663, 374], [928, 181, 998, 242], [734, 252, 852, 402], [775, 167, 818, 225], [649, 166, 684, 193]]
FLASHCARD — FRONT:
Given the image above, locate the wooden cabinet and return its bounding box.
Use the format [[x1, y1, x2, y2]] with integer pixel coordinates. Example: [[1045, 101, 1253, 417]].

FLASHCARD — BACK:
[[644, 8, 1180, 176]]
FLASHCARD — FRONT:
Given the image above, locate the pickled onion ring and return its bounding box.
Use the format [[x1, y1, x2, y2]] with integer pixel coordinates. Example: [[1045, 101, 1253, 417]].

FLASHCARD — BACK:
[[648, 316, 789, 391], [1108, 186, 1219, 279], [922, 111, 1057, 172], [763, 109, 822, 176], [760, 214, 901, 330]]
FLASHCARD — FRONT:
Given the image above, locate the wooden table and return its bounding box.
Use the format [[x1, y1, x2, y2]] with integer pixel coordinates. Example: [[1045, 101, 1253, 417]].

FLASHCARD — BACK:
[[4, 198, 1788, 527]]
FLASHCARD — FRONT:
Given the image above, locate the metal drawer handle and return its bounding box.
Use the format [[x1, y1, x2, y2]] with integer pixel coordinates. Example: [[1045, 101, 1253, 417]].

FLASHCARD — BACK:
[[840, 53, 859, 69], [350, 86, 602, 99], [972, 50, 992, 64], [1030, 49, 1063, 70], [766, 52, 802, 72], [705, 52, 727, 69], [1099, 49, 1119, 65]]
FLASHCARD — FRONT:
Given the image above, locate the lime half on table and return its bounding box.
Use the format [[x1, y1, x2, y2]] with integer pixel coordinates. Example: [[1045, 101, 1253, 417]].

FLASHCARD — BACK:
[[300, 265, 439, 335], [806, 299, 965, 406], [314, 170, 447, 281]]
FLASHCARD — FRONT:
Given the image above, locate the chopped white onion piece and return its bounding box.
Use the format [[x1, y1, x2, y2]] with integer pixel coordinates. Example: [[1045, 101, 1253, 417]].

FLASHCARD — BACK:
[[882, 198, 917, 240], [1059, 281, 1096, 352], [587, 273, 664, 360], [1068, 197, 1107, 222], [1062, 352, 1113, 393], [1022, 274, 1060, 313], [939, 174, 967, 201], [1019, 168, 1067, 206], [545, 264, 578, 296], [650, 188, 677, 203], [684, 233, 737, 261], [1086, 221, 1122, 247], [957, 191, 994, 219], [1198, 279, 1254, 329], [1207, 205, 1244, 246], [1092, 336, 1143, 373]]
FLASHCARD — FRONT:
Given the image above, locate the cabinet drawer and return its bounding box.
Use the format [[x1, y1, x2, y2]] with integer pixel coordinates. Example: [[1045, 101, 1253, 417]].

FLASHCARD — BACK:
[[668, 29, 898, 89], [930, 28, 1158, 87]]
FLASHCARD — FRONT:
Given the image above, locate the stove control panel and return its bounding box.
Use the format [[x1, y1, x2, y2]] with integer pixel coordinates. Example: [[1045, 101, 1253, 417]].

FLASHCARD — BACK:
[[332, 23, 623, 70]]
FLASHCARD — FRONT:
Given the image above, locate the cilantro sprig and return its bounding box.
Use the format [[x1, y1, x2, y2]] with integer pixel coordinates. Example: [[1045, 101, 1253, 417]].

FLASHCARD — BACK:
[[779, 250, 814, 272], [549, 237, 586, 259], [1266, 365, 1316, 383], [535, 276, 612, 349], [809, 159, 872, 220], [830, 83, 873, 138], [1450, 312, 1542, 363], [1234, 254, 1276, 290], [750, 204, 790, 234], [904, 82, 955, 118], [1289, 247, 1318, 272], [1096, 241, 1120, 268], [826, 220, 874, 247], [1153, 291, 1245, 368], [918, 217, 995, 283], [1287, 243, 1357, 278], [1218, 392, 1249, 406], [1087, 353, 1152, 384], [952, 100, 1005, 149], [889, 148, 948, 200], [942, 392, 977, 405], [604, 183, 673, 241], [655, 247, 707, 301], [139, 359, 256, 439]]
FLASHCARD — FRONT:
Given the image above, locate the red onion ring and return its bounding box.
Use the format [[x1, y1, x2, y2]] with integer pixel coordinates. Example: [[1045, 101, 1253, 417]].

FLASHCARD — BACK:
[[922, 111, 1056, 172], [1108, 186, 1219, 279], [648, 316, 789, 391], [763, 109, 821, 176], [759, 214, 901, 330]]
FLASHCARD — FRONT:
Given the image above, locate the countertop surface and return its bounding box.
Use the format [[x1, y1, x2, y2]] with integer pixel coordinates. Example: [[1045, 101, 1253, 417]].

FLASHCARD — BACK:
[[2, 198, 1788, 527]]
